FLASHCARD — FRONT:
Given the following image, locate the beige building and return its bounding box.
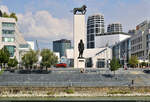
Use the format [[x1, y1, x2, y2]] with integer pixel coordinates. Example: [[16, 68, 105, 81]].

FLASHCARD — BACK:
[[131, 20, 150, 62], [0, 17, 33, 62]]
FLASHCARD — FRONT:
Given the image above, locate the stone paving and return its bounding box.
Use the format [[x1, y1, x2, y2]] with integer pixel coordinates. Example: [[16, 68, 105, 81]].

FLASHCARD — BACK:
[[0, 68, 150, 87]]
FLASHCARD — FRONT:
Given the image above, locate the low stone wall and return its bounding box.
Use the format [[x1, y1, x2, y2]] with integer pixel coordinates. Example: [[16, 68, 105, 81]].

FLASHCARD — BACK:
[[1, 86, 150, 97]]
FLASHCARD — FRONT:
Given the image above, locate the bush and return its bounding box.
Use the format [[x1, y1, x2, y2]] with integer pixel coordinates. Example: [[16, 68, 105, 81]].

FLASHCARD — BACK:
[[28, 91, 32, 94], [47, 91, 55, 95], [107, 90, 131, 94], [64, 89, 74, 94]]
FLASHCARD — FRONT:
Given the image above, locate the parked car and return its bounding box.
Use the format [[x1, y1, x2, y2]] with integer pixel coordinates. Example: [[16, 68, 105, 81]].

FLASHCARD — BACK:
[[56, 63, 67, 68]]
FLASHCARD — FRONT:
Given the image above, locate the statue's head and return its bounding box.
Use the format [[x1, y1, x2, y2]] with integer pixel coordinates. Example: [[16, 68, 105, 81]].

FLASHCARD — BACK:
[[80, 39, 83, 43]]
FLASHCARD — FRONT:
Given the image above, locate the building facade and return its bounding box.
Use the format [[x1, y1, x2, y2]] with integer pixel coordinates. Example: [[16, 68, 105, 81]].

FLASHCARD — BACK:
[[95, 32, 131, 48], [107, 23, 122, 33], [53, 39, 71, 57], [87, 14, 105, 48], [112, 38, 131, 65], [66, 47, 112, 68], [130, 20, 150, 62], [0, 17, 32, 62], [128, 29, 136, 35]]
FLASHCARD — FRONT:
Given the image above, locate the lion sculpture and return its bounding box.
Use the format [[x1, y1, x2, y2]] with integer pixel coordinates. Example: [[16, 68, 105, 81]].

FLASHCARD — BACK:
[[73, 5, 87, 15]]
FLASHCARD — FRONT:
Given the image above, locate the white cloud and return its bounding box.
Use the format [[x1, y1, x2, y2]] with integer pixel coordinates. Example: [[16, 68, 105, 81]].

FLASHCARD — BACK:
[[17, 11, 73, 48], [0, 5, 73, 49]]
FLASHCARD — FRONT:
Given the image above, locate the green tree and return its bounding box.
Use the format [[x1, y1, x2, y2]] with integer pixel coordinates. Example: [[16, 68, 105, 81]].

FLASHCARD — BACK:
[[22, 49, 38, 69], [110, 58, 120, 76], [0, 47, 10, 68], [2, 12, 9, 18], [8, 57, 18, 69], [40, 49, 58, 70], [128, 56, 139, 68], [2, 12, 18, 21], [10, 12, 18, 21]]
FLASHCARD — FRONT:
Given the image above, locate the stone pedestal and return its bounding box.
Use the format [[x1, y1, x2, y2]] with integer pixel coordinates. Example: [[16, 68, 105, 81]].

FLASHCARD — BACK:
[[73, 14, 86, 68], [77, 58, 85, 68]]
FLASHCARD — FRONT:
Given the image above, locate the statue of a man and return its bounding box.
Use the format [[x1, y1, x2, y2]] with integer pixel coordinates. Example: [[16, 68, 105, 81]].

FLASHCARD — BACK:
[[78, 39, 84, 58]]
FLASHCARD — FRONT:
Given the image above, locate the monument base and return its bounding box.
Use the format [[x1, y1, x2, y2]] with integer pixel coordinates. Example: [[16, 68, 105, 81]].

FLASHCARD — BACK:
[[77, 58, 85, 68]]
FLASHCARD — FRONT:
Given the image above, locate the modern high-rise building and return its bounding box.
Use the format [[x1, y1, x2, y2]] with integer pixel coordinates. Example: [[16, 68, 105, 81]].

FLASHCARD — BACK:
[[53, 39, 71, 57], [87, 14, 105, 48], [0, 16, 33, 62], [107, 23, 122, 33]]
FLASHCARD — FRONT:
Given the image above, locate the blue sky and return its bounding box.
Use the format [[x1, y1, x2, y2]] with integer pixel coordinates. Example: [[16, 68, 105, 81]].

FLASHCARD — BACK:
[[0, 0, 149, 49]]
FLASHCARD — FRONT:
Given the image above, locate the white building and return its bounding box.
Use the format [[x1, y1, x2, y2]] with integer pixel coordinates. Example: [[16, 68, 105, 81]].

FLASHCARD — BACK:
[[0, 17, 33, 62], [66, 47, 112, 68], [95, 32, 131, 48], [27, 41, 35, 50]]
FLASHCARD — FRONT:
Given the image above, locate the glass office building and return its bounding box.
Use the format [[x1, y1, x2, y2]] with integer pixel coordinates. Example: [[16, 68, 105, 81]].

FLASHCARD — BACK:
[[53, 39, 71, 57]]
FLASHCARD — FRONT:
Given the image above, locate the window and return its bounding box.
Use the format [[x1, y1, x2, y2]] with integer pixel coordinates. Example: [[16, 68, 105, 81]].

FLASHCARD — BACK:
[[2, 30, 15, 34], [90, 42, 94, 48], [96, 28, 99, 33], [90, 34, 94, 41], [2, 22, 15, 28], [4, 46, 15, 57], [19, 44, 29, 48], [2, 37, 15, 42]]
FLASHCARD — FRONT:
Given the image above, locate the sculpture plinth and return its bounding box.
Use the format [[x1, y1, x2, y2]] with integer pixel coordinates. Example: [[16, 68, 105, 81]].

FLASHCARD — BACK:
[[73, 15, 86, 68], [77, 58, 85, 69]]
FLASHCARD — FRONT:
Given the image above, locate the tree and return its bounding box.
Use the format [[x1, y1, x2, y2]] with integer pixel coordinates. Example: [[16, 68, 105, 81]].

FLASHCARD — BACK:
[[0, 47, 10, 68], [10, 12, 18, 21], [40, 49, 58, 70], [2, 12, 18, 21], [22, 49, 38, 69], [110, 58, 120, 76], [128, 56, 139, 68], [8, 57, 18, 69], [2, 12, 9, 18]]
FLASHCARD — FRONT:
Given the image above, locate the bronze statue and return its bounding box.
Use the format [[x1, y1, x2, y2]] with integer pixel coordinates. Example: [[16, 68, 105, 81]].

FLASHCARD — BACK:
[[73, 5, 87, 15], [78, 39, 84, 58]]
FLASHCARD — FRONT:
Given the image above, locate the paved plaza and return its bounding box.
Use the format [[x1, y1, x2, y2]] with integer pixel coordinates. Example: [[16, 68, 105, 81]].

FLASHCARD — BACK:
[[0, 68, 150, 87]]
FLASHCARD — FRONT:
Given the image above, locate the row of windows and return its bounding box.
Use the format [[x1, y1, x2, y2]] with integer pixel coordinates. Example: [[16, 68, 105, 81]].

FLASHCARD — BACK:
[[2, 37, 15, 42], [88, 17, 104, 20], [2, 30, 15, 34], [87, 24, 104, 28], [87, 28, 104, 34], [87, 42, 94, 48], [88, 20, 104, 22], [19, 44, 29, 48], [2, 22, 15, 28], [131, 51, 144, 58], [131, 44, 142, 52], [131, 36, 142, 45], [87, 35, 94, 41]]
